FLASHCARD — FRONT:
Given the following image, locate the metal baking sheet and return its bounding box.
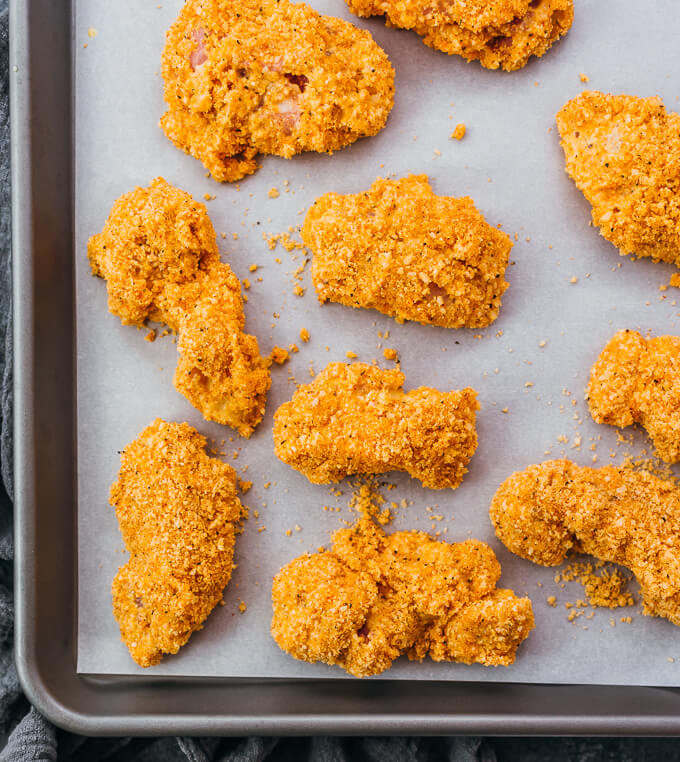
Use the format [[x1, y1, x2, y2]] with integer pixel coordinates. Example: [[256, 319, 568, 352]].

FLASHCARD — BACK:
[[75, 0, 680, 685], [14, 0, 680, 736]]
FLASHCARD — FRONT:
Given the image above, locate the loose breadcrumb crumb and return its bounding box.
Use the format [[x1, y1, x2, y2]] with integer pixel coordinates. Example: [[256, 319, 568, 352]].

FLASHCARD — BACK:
[[451, 123, 466, 140], [555, 562, 634, 609], [348, 478, 394, 524], [270, 347, 290, 365]]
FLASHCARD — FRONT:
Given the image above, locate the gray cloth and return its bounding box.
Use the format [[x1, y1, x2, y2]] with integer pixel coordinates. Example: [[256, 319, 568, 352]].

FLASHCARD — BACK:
[[0, 1, 679, 759]]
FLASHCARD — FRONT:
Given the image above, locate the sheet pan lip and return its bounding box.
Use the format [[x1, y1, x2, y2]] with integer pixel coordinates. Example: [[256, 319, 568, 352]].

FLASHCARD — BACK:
[[10, 0, 38, 722], [10, 0, 79, 735], [9, 0, 680, 737]]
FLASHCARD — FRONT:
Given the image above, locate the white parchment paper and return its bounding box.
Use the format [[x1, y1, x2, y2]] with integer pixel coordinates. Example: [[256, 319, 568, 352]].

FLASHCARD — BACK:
[[76, 0, 680, 683]]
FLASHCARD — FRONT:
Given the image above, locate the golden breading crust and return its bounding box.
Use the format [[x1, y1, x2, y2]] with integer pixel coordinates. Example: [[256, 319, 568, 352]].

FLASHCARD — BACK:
[[160, 0, 395, 182], [271, 517, 534, 677], [586, 330, 680, 463], [302, 175, 512, 329], [273, 362, 479, 489], [111, 419, 243, 667], [88, 178, 271, 437], [490, 459, 680, 626], [345, 0, 573, 71], [556, 91, 680, 266]]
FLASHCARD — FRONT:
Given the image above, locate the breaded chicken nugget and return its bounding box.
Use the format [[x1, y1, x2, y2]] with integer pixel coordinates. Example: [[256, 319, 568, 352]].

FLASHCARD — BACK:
[[490, 460, 680, 626], [273, 362, 479, 489], [271, 516, 534, 677], [302, 175, 512, 328], [586, 330, 680, 463], [557, 91, 680, 266], [111, 419, 243, 667], [345, 0, 573, 71], [88, 178, 270, 436], [161, 0, 394, 182]]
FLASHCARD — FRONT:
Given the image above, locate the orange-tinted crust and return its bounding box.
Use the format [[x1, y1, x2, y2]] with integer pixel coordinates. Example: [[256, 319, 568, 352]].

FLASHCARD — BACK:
[[303, 175, 512, 328], [161, 0, 395, 182], [273, 362, 479, 489], [271, 517, 534, 677], [490, 459, 680, 626], [557, 91, 680, 266], [88, 178, 270, 436], [587, 330, 680, 463], [345, 0, 573, 71], [111, 419, 243, 667]]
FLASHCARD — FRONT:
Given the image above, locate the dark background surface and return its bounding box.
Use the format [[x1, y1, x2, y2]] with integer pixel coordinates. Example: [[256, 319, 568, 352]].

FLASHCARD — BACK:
[[2, 1, 680, 759]]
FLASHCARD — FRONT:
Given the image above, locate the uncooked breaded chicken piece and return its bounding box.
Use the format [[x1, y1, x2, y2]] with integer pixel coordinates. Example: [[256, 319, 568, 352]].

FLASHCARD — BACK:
[[161, 0, 394, 182], [302, 175, 512, 328], [273, 362, 479, 489], [88, 178, 270, 436], [345, 0, 573, 71], [490, 459, 680, 626], [586, 330, 680, 463], [557, 91, 680, 266], [271, 516, 534, 677], [111, 419, 243, 667]]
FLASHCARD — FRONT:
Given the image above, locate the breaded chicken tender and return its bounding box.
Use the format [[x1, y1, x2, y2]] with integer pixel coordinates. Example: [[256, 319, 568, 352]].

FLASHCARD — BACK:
[[111, 419, 243, 667], [490, 459, 680, 626], [273, 362, 479, 489], [160, 0, 394, 182], [345, 0, 573, 71], [271, 516, 534, 677], [88, 178, 270, 436], [557, 91, 680, 266], [302, 175, 512, 328], [586, 330, 680, 463]]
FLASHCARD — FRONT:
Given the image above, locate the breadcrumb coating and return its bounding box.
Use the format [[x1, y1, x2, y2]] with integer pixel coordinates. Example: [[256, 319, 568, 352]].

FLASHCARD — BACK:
[[490, 459, 680, 626], [161, 0, 395, 182], [271, 516, 534, 677], [586, 330, 680, 463], [302, 175, 512, 329], [345, 0, 573, 71], [273, 362, 479, 489], [111, 419, 243, 667], [88, 178, 270, 436], [556, 91, 680, 266]]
